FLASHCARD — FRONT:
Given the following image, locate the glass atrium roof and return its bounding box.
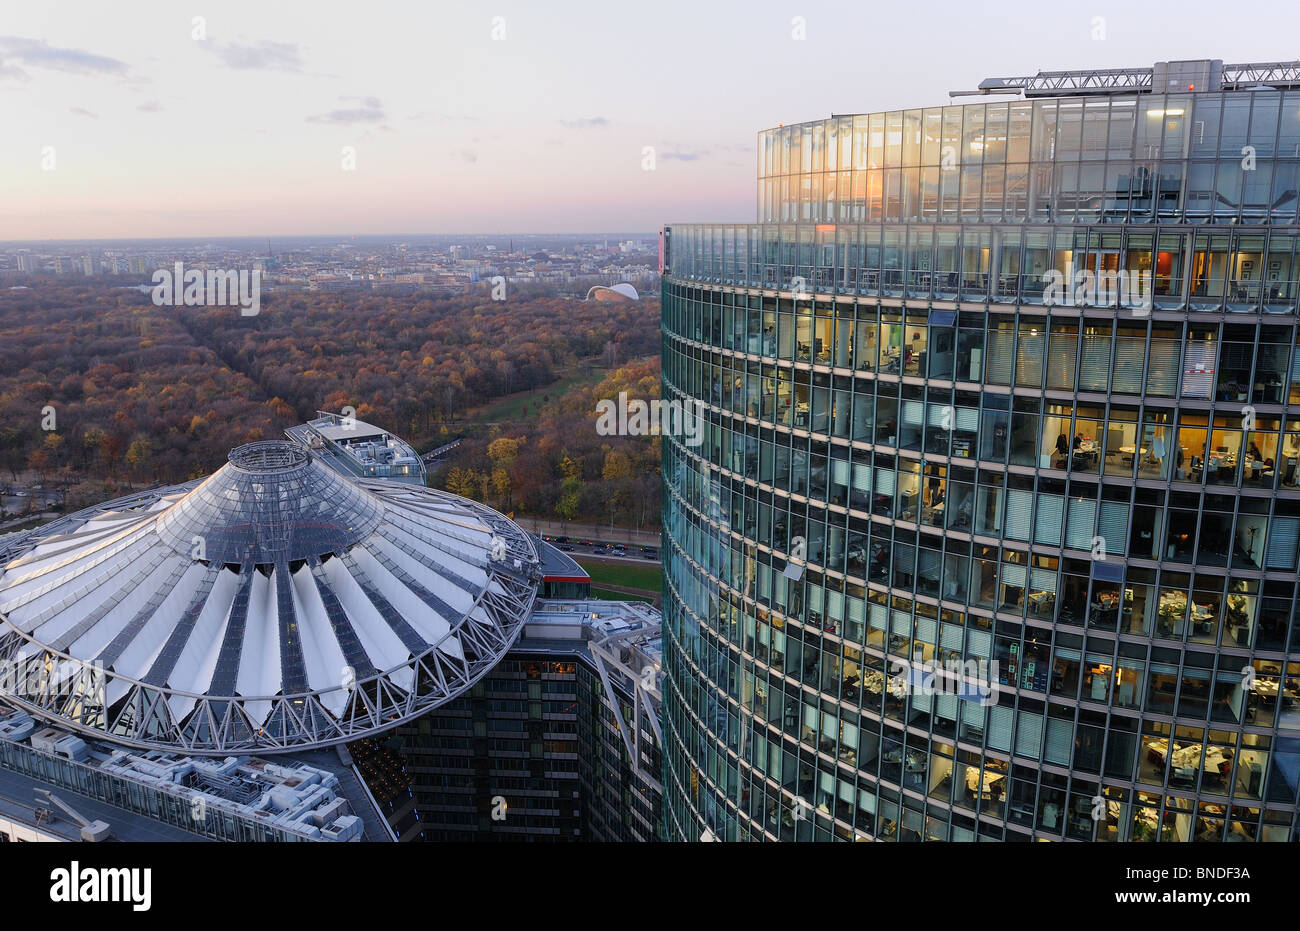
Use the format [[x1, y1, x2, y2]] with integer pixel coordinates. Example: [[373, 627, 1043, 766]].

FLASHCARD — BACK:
[[0, 442, 541, 754]]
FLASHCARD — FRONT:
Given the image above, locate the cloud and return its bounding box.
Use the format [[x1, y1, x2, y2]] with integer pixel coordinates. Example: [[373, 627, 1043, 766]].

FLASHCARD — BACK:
[[406, 110, 478, 124], [137, 100, 163, 113], [662, 149, 709, 162], [560, 117, 610, 129], [200, 39, 304, 73], [307, 95, 386, 125], [68, 106, 98, 119], [0, 36, 131, 81]]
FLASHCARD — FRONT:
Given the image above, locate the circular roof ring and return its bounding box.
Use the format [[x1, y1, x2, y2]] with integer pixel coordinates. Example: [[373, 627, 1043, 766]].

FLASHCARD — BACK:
[[0, 445, 541, 754]]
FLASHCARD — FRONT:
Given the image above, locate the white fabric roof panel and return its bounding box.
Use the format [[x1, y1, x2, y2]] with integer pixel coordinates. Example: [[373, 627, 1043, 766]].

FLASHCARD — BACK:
[[0, 440, 539, 753]]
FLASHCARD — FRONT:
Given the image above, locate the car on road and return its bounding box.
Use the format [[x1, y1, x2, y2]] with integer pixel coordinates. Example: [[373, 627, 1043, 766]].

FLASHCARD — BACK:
[[640, 546, 659, 558]]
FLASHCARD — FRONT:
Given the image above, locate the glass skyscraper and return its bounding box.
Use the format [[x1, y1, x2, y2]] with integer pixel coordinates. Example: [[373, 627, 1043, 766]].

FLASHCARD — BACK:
[[660, 59, 1300, 842]]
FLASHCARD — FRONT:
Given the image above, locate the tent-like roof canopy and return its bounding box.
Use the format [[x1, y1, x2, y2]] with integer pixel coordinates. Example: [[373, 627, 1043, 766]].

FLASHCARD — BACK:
[[0, 441, 541, 754]]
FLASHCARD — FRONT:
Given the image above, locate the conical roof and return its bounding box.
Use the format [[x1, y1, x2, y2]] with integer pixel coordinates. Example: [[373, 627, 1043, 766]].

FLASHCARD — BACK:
[[155, 441, 384, 565], [0, 441, 540, 753]]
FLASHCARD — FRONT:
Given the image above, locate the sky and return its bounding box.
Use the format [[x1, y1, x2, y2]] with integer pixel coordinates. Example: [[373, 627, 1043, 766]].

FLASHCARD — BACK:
[[3, 0, 1299, 240]]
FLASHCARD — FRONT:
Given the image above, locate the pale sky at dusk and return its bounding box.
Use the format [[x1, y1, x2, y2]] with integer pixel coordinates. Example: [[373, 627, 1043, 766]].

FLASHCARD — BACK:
[[3, 0, 1298, 240]]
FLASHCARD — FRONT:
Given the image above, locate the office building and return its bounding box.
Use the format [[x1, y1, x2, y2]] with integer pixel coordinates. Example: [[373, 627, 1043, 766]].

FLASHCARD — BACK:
[[286, 410, 427, 485], [0, 419, 661, 841], [380, 597, 663, 842], [660, 59, 1300, 842]]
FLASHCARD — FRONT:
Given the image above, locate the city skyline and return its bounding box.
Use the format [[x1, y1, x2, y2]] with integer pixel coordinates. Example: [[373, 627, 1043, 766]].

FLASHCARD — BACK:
[[5, 0, 1299, 240]]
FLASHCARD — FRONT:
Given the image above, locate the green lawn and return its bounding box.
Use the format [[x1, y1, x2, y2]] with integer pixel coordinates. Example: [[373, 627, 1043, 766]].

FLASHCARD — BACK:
[[473, 369, 606, 423], [576, 559, 663, 593]]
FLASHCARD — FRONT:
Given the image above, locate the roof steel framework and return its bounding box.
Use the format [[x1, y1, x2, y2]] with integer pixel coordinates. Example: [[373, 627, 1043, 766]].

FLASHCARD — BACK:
[[0, 443, 542, 754], [952, 60, 1300, 97]]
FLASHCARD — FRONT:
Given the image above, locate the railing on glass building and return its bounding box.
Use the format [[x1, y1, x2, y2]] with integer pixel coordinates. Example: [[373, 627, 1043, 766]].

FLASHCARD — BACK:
[[667, 223, 1300, 315]]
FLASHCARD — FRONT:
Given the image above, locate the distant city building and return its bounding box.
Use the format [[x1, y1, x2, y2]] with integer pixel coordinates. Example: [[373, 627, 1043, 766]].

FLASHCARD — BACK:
[[585, 283, 640, 302], [308, 274, 370, 292]]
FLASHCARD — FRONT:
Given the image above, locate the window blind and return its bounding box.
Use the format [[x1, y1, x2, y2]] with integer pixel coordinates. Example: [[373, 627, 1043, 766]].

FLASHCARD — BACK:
[[1014, 710, 1043, 759], [1146, 339, 1180, 395], [1182, 340, 1214, 399], [1099, 501, 1129, 557], [1045, 332, 1076, 387], [1266, 517, 1299, 570], [1016, 330, 1045, 387], [1047, 333, 1077, 389], [1044, 717, 1073, 765], [986, 328, 1015, 384], [1066, 497, 1097, 550], [915, 615, 937, 644], [875, 469, 895, 496], [1079, 334, 1111, 391], [1000, 563, 1027, 587], [1111, 338, 1146, 394], [1030, 567, 1057, 594], [825, 588, 843, 622], [988, 705, 1014, 752], [1004, 489, 1033, 540], [1035, 494, 1064, 545]]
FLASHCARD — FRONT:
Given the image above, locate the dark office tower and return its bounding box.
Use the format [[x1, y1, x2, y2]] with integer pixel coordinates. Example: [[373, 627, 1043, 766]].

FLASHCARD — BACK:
[[660, 60, 1300, 842], [373, 601, 664, 842]]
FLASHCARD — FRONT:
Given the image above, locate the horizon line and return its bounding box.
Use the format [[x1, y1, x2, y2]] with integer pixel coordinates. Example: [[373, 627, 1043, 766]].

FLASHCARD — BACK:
[[0, 230, 664, 247]]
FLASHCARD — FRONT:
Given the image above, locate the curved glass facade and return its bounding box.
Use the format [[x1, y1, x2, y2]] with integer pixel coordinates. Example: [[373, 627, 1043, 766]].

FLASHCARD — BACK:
[[661, 84, 1300, 842]]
